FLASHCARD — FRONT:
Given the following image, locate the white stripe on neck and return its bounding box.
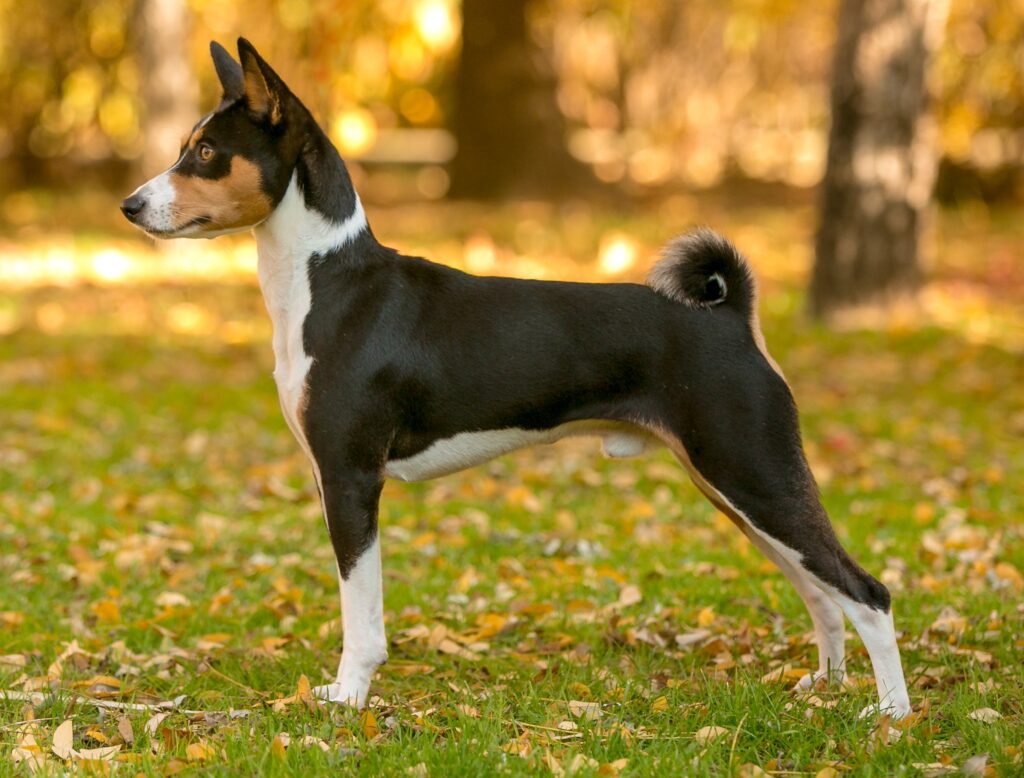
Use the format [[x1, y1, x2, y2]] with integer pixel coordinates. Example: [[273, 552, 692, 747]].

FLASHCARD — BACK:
[[255, 172, 367, 262]]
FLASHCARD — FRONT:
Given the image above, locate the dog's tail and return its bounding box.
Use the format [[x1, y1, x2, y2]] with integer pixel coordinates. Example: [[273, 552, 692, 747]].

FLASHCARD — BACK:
[[646, 229, 755, 316]]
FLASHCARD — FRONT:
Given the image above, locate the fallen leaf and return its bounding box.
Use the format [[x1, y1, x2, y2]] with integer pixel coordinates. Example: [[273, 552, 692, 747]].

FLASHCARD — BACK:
[[271, 733, 289, 760], [617, 585, 642, 608], [737, 766, 768, 778], [51, 719, 73, 760], [694, 725, 729, 745], [144, 711, 171, 737], [968, 707, 1001, 723], [568, 700, 602, 720], [362, 709, 380, 739], [961, 754, 989, 777], [76, 745, 121, 760], [116, 716, 134, 745], [697, 606, 716, 627], [186, 742, 217, 762]]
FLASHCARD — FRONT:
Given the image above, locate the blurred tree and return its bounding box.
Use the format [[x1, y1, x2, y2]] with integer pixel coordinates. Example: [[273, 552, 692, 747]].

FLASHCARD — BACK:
[[448, 0, 595, 199], [811, 0, 950, 320], [137, 0, 196, 176]]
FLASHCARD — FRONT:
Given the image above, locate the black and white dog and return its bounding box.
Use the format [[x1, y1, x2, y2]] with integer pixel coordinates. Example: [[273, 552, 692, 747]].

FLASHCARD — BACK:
[[121, 39, 911, 718]]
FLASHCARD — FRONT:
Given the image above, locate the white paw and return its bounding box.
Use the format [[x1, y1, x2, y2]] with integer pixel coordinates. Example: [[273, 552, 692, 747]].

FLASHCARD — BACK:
[[858, 700, 912, 720], [312, 681, 369, 708], [794, 669, 845, 692]]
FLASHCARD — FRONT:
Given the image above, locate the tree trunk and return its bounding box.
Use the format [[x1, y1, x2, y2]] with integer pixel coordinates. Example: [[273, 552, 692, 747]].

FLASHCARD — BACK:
[[810, 0, 949, 320], [448, 0, 594, 199], [138, 0, 197, 177]]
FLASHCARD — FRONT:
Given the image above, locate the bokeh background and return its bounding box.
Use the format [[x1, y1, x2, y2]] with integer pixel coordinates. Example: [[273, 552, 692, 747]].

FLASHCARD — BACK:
[[0, 0, 1021, 301]]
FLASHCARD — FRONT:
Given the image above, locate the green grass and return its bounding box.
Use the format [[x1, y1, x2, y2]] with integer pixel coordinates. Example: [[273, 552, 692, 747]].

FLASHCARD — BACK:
[[0, 207, 1022, 776]]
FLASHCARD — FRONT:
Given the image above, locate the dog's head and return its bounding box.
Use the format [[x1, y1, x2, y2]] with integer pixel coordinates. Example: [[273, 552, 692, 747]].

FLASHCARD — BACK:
[[121, 39, 305, 239]]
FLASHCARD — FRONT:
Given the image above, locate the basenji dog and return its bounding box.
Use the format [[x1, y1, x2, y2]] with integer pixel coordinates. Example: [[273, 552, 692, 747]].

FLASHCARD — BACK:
[[121, 39, 910, 718]]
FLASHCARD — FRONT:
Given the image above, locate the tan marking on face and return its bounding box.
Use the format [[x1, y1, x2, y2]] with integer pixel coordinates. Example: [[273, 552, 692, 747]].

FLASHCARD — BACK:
[[169, 156, 272, 232]]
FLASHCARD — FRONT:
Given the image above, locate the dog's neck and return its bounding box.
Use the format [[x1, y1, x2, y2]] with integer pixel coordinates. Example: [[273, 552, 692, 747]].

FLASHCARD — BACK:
[[254, 171, 367, 272], [253, 132, 369, 379]]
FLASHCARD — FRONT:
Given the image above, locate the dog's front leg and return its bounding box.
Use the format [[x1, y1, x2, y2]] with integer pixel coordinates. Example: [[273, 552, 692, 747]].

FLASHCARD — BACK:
[[312, 472, 388, 708]]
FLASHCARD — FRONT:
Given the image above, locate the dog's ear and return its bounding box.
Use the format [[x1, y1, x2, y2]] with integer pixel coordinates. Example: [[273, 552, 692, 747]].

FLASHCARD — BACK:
[[237, 38, 284, 125], [210, 41, 244, 101]]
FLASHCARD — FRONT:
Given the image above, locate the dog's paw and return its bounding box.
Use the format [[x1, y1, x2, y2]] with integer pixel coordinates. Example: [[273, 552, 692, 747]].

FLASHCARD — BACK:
[[794, 669, 845, 692], [858, 700, 912, 721], [312, 682, 368, 708]]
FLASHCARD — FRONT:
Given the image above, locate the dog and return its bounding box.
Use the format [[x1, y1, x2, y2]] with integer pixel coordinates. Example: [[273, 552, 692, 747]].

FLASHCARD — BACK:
[[121, 39, 911, 718]]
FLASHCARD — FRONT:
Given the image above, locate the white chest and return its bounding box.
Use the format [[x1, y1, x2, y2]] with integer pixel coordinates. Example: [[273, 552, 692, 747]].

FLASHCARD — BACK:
[[252, 173, 368, 462], [257, 249, 315, 456]]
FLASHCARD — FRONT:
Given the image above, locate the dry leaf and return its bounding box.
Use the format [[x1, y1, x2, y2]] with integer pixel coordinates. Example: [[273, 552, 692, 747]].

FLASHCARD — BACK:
[[76, 745, 121, 760], [968, 707, 1001, 723], [568, 700, 602, 720], [737, 766, 768, 778], [961, 754, 989, 777], [362, 709, 380, 739], [694, 725, 729, 745], [697, 606, 716, 627], [116, 715, 134, 745], [651, 695, 669, 712], [617, 585, 642, 608], [155, 591, 190, 608], [271, 733, 289, 760], [144, 711, 171, 737], [186, 742, 217, 762], [51, 719, 73, 760]]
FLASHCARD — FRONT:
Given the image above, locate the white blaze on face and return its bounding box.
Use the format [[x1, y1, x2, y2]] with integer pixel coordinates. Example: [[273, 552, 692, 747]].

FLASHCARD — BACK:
[[127, 168, 181, 235]]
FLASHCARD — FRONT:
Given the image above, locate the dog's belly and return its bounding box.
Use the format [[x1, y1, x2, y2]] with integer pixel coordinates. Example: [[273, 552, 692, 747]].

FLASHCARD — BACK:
[[384, 423, 653, 482]]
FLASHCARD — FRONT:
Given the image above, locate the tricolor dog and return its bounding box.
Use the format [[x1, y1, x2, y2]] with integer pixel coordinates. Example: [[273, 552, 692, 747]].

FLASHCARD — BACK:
[[121, 39, 911, 718]]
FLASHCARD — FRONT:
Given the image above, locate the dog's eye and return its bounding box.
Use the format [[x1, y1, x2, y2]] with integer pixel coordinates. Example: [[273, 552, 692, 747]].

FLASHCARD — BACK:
[[198, 143, 215, 162]]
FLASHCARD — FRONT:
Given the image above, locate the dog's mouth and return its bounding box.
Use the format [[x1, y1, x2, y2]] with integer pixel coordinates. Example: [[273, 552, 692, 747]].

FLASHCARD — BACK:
[[143, 215, 213, 238]]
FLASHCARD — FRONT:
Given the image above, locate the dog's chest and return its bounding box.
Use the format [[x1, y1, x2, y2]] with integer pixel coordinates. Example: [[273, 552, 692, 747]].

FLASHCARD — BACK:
[[256, 246, 315, 456]]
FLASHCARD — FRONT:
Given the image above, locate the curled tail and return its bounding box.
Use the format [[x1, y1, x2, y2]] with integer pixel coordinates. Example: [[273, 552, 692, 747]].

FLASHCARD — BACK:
[[646, 228, 755, 317]]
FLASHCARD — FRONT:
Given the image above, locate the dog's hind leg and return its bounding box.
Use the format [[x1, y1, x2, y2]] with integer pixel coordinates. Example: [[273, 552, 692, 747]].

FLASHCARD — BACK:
[[654, 360, 910, 718], [737, 524, 846, 689], [312, 470, 388, 708]]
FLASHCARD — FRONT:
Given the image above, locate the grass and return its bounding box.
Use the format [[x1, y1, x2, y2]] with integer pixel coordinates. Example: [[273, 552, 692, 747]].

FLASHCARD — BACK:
[[0, 201, 1022, 775]]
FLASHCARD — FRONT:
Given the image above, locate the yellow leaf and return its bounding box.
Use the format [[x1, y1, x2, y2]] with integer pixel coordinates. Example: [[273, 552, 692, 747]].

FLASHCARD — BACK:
[[271, 734, 288, 760], [651, 695, 669, 712], [362, 710, 380, 739], [816, 768, 840, 778], [994, 562, 1024, 592], [186, 742, 216, 762], [697, 606, 716, 627], [91, 599, 120, 623]]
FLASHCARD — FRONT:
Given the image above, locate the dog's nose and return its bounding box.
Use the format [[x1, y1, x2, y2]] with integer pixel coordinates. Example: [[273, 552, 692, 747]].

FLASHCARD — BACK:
[[120, 194, 145, 219]]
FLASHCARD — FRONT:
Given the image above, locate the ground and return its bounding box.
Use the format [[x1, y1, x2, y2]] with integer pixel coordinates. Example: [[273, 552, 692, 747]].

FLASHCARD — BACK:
[[0, 198, 1022, 775]]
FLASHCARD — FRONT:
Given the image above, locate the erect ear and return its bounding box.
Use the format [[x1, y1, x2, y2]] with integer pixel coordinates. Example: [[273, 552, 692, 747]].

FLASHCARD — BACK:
[[237, 37, 283, 124], [210, 41, 244, 101]]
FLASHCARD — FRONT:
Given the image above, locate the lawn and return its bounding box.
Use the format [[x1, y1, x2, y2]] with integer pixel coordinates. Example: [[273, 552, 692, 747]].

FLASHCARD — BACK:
[[0, 200, 1022, 775]]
